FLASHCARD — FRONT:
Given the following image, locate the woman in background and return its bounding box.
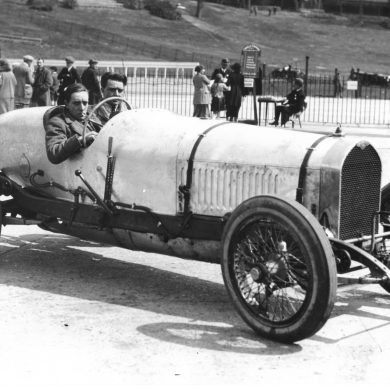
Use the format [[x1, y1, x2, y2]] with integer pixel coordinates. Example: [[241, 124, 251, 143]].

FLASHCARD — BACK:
[[192, 64, 211, 118], [0, 58, 17, 114], [226, 62, 245, 122]]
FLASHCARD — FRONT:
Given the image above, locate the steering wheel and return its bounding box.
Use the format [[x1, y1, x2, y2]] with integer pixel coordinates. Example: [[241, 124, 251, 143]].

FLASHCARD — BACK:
[[82, 96, 132, 147]]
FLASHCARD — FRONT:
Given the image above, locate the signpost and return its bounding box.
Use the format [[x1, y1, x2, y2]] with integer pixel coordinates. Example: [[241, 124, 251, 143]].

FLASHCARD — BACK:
[[346, 80, 358, 90], [241, 43, 261, 124]]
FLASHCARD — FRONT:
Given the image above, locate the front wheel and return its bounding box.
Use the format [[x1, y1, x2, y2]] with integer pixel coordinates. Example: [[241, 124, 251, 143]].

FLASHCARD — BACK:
[[221, 195, 337, 343]]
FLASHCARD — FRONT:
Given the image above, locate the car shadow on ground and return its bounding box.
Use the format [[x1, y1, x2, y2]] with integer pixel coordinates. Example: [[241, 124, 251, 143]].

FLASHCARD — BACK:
[[137, 322, 297, 355], [312, 286, 390, 343], [0, 232, 302, 354], [2, 231, 390, 349]]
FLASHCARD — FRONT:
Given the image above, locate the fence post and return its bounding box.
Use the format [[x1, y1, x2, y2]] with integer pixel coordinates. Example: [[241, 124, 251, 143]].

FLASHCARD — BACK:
[[304, 56, 309, 96]]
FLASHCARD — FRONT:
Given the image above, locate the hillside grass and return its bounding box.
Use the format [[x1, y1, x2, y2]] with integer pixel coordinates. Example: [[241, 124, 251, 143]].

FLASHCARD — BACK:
[[0, 0, 389, 76]]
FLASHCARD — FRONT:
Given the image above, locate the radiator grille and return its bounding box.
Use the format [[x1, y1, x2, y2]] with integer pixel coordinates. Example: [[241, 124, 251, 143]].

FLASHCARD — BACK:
[[339, 143, 381, 240]]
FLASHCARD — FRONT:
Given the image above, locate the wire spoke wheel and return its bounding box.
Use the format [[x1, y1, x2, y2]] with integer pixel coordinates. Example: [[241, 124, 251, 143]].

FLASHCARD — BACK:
[[221, 196, 337, 343], [232, 220, 309, 323]]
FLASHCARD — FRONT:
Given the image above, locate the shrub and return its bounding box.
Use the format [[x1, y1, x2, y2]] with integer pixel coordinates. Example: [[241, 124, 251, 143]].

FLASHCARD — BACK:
[[144, 0, 181, 20], [122, 0, 144, 9], [27, 0, 57, 11], [61, 0, 78, 9]]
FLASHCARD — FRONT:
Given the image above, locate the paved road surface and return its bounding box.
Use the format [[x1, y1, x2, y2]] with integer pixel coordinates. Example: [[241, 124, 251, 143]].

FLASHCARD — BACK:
[[1, 224, 390, 388]]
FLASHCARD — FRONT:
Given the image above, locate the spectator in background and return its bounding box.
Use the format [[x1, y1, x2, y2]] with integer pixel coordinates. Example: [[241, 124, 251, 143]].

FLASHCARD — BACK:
[[0, 58, 17, 114], [356, 67, 362, 98], [13, 55, 34, 109], [226, 62, 245, 122], [333, 68, 342, 98], [49, 66, 60, 105], [349, 67, 357, 81], [31, 58, 53, 107], [192, 64, 211, 118], [211, 58, 231, 116], [57, 56, 81, 105], [211, 58, 231, 83], [94, 72, 128, 125], [210, 73, 229, 119], [81, 58, 102, 104], [270, 78, 306, 126]]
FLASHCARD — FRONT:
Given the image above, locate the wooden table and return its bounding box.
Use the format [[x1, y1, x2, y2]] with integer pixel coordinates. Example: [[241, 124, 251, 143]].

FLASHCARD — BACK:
[[257, 96, 280, 126]]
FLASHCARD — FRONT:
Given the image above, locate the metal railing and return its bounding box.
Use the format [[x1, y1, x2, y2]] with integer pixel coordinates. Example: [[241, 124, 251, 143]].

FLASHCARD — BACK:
[[125, 75, 390, 126], [6, 54, 389, 125]]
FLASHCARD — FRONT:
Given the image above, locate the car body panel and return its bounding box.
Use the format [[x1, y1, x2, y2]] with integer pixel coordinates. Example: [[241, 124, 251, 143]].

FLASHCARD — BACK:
[[0, 107, 383, 243]]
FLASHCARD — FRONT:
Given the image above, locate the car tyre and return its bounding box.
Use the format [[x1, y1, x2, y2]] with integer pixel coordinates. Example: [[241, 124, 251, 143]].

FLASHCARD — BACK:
[[221, 195, 337, 343]]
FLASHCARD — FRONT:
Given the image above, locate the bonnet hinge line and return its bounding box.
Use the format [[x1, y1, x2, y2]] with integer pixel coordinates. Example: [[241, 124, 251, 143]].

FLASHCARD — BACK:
[[180, 122, 234, 214], [296, 134, 333, 204]]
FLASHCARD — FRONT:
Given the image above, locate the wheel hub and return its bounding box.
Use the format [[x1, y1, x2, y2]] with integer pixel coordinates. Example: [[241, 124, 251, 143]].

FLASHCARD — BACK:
[[249, 253, 289, 285], [265, 253, 288, 280]]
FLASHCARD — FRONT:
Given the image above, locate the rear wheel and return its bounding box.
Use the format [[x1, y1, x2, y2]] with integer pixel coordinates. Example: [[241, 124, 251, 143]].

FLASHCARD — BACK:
[[221, 196, 337, 343]]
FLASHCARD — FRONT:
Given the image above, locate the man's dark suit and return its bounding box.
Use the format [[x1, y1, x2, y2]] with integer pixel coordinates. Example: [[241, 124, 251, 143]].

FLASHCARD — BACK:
[[57, 66, 81, 105]]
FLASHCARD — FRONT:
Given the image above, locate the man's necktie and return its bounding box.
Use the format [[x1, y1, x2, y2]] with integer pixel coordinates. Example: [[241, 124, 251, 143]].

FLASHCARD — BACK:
[[109, 102, 119, 119]]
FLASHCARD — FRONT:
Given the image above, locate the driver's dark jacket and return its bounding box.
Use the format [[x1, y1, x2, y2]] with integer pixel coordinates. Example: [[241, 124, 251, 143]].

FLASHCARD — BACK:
[[45, 109, 101, 164]]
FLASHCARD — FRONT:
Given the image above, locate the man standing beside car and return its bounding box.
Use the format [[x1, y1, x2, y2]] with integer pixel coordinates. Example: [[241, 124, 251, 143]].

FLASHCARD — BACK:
[[31, 58, 53, 107], [81, 58, 102, 104]]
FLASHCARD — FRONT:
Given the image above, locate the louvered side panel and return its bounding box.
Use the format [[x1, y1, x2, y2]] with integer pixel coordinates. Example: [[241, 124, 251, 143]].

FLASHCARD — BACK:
[[177, 161, 284, 215]]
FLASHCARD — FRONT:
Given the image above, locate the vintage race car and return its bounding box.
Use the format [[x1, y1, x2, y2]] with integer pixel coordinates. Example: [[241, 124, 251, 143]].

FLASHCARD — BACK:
[[1, 99, 390, 343]]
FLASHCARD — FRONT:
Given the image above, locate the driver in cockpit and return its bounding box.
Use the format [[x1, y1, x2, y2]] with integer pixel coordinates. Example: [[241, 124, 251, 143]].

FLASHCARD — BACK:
[[45, 73, 128, 164], [45, 83, 101, 164]]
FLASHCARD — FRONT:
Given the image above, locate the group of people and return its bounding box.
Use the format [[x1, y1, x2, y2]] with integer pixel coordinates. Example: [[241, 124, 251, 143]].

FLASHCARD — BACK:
[[192, 58, 246, 122], [1, 55, 57, 112], [192, 57, 306, 126], [2, 53, 308, 164], [0, 55, 108, 114]]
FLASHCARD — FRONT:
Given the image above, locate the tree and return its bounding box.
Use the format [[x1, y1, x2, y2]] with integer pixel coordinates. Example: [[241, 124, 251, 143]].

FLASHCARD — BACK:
[[196, 0, 203, 17]]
